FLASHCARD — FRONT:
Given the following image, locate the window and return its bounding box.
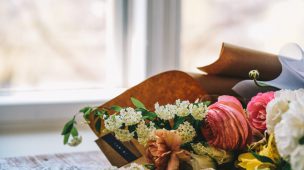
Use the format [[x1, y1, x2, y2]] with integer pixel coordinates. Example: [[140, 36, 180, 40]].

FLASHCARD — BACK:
[[0, 0, 125, 91], [181, 0, 304, 73]]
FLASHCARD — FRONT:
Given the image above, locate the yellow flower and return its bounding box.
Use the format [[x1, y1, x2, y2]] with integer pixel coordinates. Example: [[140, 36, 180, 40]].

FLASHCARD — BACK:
[[258, 134, 280, 163], [237, 134, 279, 170], [238, 153, 275, 170]]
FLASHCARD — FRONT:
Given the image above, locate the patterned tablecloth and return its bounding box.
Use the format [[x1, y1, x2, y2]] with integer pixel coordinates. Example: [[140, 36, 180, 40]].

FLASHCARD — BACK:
[[0, 151, 112, 170]]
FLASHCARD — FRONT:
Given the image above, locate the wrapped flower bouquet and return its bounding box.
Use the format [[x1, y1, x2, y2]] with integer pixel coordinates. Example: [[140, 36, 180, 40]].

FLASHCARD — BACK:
[[61, 43, 304, 170]]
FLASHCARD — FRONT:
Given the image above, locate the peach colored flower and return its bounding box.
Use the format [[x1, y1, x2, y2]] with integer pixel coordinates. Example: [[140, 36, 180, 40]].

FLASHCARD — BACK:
[[202, 95, 252, 150], [145, 129, 191, 170], [247, 92, 274, 132]]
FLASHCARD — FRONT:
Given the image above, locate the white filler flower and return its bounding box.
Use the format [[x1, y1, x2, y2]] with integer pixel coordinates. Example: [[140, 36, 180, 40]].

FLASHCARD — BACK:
[[136, 120, 156, 146], [121, 163, 146, 170], [120, 107, 142, 126], [274, 96, 304, 160], [191, 143, 232, 165], [154, 102, 177, 120], [175, 99, 190, 117], [189, 103, 208, 120], [176, 121, 196, 143], [114, 129, 134, 142], [104, 115, 123, 132]]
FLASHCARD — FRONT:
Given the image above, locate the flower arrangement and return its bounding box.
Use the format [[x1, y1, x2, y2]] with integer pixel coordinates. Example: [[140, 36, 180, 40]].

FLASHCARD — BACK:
[[61, 71, 304, 170], [238, 88, 304, 170]]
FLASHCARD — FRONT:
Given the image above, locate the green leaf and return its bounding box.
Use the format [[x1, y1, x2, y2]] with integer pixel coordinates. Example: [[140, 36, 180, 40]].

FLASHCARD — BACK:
[[203, 101, 211, 106], [61, 117, 75, 135], [131, 97, 146, 109], [64, 133, 70, 144], [95, 110, 105, 117], [281, 160, 291, 170], [128, 125, 138, 139], [173, 117, 185, 129], [128, 125, 137, 133], [299, 136, 304, 145], [144, 164, 155, 170], [152, 120, 162, 129], [95, 118, 102, 133], [164, 120, 172, 130], [250, 151, 274, 164], [181, 142, 193, 151], [79, 107, 92, 113], [110, 105, 122, 112], [142, 110, 157, 120], [83, 108, 93, 121], [71, 127, 78, 137]]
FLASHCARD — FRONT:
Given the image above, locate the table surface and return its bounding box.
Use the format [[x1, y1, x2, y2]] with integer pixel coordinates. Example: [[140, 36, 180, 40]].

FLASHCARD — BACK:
[[0, 151, 112, 170]]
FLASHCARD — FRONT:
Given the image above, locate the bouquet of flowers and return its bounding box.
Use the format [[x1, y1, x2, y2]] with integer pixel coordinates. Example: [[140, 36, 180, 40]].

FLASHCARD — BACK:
[[61, 75, 303, 169], [61, 43, 304, 170]]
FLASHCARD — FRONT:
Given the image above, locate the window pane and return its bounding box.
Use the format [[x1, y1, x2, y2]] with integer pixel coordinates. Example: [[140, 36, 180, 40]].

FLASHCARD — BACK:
[[0, 0, 114, 90], [181, 0, 304, 73]]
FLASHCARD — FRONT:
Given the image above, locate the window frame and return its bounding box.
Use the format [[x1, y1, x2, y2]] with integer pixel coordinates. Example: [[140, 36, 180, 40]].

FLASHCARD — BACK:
[[0, 0, 181, 129]]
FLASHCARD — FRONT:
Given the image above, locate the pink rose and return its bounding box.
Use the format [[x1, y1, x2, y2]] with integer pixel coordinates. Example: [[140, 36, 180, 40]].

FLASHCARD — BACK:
[[247, 92, 274, 132], [201, 95, 252, 150]]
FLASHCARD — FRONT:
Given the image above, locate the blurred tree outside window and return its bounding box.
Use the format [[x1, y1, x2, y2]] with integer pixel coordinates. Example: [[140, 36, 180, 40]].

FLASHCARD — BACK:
[[0, 0, 112, 90]]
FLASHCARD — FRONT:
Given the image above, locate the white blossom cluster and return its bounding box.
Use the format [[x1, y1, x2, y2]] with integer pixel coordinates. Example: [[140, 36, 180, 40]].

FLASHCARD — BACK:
[[102, 99, 210, 152], [136, 120, 156, 146], [120, 107, 142, 126], [175, 99, 191, 117], [189, 103, 208, 120], [68, 136, 82, 147], [114, 129, 134, 142], [104, 107, 142, 140], [154, 102, 177, 120], [125, 163, 146, 170], [104, 115, 123, 132], [155, 99, 208, 120], [176, 121, 196, 143], [191, 143, 232, 165]]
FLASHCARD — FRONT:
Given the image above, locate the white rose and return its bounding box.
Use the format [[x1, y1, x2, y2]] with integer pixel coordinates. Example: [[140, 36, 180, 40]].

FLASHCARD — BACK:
[[290, 145, 304, 170], [274, 89, 304, 101], [274, 96, 304, 160], [266, 89, 304, 134], [266, 98, 289, 133]]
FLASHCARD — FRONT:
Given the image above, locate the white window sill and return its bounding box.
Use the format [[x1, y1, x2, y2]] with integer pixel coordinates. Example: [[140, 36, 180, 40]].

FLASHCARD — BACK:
[[0, 88, 125, 105], [0, 88, 126, 158], [0, 88, 125, 130]]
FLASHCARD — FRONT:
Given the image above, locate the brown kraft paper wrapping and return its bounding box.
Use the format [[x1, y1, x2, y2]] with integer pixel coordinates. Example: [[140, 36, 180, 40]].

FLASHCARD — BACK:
[[198, 42, 282, 81], [90, 71, 246, 167], [91, 70, 208, 167]]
